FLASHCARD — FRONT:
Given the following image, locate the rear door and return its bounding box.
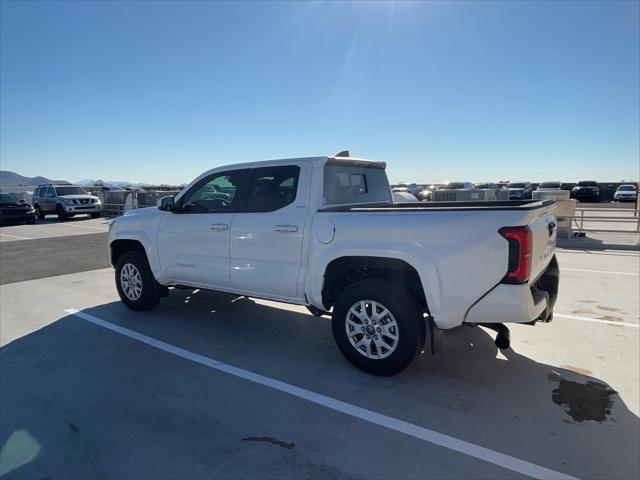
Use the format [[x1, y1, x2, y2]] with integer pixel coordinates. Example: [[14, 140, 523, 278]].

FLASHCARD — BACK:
[[229, 163, 311, 299], [44, 187, 56, 212]]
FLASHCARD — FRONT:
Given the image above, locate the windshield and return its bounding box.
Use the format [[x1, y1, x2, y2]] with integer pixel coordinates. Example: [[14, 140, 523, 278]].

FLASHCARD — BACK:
[[474, 183, 493, 189], [539, 182, 561, 188], [507, 183, 526, 188], [618, 185, 636, 191], [0, 193, 19, 204], [577, 181, 598, 187], [324, 164, 391, 205], [54, 186, 88, 196], [440, 182, 467, 190]]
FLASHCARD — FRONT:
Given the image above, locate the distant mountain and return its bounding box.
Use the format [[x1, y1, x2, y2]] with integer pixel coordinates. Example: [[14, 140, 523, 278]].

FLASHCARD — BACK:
[[75, 179, 149, 187], [76, 178, 97, 186], [0, 170, 69, 186]]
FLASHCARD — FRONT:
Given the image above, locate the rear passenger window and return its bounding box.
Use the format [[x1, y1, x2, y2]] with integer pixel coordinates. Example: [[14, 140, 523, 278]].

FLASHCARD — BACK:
[[33, 188, 40, 197], [245, 166, 300, 213]]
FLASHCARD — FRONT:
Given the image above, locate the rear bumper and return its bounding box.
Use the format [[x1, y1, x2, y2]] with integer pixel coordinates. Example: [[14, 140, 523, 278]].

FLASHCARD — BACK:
[[464, 255, 559, 325]]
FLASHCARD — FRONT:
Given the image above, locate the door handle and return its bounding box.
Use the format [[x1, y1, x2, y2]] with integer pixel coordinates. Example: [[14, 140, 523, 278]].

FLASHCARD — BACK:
[[210, 224, 229, 230], [274, 225, 298, 232]]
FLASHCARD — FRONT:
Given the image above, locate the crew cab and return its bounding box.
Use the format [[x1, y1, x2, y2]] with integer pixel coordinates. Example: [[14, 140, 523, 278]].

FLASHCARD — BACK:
[[109, 154, 559, 375]]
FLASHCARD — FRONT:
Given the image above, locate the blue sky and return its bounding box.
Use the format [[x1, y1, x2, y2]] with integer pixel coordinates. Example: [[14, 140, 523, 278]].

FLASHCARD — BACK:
[[1, 1, 638, 184]]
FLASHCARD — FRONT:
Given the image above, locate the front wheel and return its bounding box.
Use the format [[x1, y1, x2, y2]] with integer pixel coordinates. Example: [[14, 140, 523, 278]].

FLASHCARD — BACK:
[[56, 204, 68, 221], [91, 212, 101, 218], [115, 251, 162, 311], [331, 279, 426, 375]]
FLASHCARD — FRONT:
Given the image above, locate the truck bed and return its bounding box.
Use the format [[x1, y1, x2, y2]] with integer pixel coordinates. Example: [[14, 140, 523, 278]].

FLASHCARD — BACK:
[[319, 199, 555, 212]]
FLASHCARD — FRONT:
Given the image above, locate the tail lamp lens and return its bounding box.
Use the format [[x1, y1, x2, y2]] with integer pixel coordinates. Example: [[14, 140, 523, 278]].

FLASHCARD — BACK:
[[499, 226, 532, 284]]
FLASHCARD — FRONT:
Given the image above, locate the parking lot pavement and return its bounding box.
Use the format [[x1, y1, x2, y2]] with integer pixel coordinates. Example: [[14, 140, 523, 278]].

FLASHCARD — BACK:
[[0, 232, 109, 284], [0, 217, 110, 243], [1, 260, 639, 479]]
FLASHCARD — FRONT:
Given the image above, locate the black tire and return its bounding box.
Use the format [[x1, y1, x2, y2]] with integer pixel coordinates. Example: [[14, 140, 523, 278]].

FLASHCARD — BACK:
[[331, 279, 426, 376], [56, 204, 68, 221], [91, 212, 101, 218], [34, 205, 45, 219], [115, 251, 162, 311]]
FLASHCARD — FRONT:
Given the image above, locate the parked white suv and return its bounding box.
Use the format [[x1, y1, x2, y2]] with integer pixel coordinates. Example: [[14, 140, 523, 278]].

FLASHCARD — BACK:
[[109, 154, 559, 375], [614, 184, 637, 202]]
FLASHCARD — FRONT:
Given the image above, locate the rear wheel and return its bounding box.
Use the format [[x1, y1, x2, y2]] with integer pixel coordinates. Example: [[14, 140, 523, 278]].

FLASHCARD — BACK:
[[115, 251, 162, 311], [56, 204, 68, 221], [331, 279, 426, 375]]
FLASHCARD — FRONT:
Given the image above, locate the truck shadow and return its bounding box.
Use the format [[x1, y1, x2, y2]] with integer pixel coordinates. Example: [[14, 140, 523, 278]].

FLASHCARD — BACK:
[[1, 288, 639, 479]]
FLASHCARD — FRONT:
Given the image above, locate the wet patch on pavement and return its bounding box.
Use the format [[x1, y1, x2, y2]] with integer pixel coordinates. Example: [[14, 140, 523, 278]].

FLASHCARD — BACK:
[[548, 372, 617, 422]]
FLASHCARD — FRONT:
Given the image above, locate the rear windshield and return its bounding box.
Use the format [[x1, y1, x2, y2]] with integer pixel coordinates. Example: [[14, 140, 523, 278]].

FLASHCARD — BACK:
[[323, 164, 391, 205], [577, 181, 598, 187], [507, 183, 527, 188], [440, 182, 467, 190], [618, 185, 636, 191], [54, 186, 88, 196], [539, 182, 561, 188]]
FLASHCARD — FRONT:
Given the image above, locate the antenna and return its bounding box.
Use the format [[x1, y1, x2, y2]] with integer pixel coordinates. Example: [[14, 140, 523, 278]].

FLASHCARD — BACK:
[[334, 150, 350, 157]]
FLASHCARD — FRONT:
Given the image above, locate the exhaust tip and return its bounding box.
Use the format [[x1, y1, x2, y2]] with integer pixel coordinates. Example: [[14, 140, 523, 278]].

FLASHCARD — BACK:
[[479, 323, 511, 350], [495, 332, 510, 350]]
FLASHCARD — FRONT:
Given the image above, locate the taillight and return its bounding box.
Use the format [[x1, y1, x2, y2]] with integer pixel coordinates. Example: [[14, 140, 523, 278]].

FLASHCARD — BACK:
[[499, 226, 532, 284]]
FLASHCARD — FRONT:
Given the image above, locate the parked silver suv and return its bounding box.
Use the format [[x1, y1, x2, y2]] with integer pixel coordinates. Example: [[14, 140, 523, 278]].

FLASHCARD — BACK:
[[32, 184, 102, 220]]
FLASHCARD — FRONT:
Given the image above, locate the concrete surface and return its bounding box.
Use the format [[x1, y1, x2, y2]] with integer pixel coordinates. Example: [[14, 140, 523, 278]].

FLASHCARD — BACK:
[[1, 251, 639, 479]]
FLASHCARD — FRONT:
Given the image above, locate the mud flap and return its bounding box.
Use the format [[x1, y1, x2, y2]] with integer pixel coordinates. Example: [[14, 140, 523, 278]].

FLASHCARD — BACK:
[[425, 314, 442, 355]]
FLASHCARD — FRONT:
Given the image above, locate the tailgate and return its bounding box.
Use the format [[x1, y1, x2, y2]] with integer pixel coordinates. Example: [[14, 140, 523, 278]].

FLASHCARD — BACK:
[[528, 211, 557, 282]]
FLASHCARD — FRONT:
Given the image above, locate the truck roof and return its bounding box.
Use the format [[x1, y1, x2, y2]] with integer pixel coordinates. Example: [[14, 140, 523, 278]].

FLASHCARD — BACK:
[[194, 155, 386, 181]]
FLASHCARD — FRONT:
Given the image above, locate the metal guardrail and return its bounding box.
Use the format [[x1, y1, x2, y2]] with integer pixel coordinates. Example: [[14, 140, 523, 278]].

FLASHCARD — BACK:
[[570, 207, 640, 235]]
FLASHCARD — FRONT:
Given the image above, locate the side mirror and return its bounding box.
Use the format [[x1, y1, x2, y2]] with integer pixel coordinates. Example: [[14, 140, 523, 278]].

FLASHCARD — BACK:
[[158, 196, 175, 212]]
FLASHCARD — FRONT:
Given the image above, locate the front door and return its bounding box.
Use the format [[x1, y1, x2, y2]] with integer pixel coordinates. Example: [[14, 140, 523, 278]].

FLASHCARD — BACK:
[[157, 169, 247, 289], [229, 163, 310, 299]]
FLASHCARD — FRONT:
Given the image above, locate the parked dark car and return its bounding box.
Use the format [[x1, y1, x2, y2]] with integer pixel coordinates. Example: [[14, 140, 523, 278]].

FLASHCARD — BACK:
[[572, 181, 600, 202], [506, 182, 534, 199], [0, 192, 36, 225]]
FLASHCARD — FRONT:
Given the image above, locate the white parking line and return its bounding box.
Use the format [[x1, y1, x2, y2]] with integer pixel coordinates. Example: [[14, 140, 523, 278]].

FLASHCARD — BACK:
[[61, 222, 107, 230], [65, 308, 577, 480], [0, 232, 34, 240], [555, 313, 639, 328], [562, 268, 639, 276]]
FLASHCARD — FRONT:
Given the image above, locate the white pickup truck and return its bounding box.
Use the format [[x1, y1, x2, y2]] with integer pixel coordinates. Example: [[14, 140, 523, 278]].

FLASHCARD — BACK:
[[108, 154, 559, 375]]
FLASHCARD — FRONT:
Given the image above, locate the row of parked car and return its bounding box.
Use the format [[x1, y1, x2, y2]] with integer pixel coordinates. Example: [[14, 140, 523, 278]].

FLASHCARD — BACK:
[[0, 183, 103, 225], [392, 181, 638, 202]]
